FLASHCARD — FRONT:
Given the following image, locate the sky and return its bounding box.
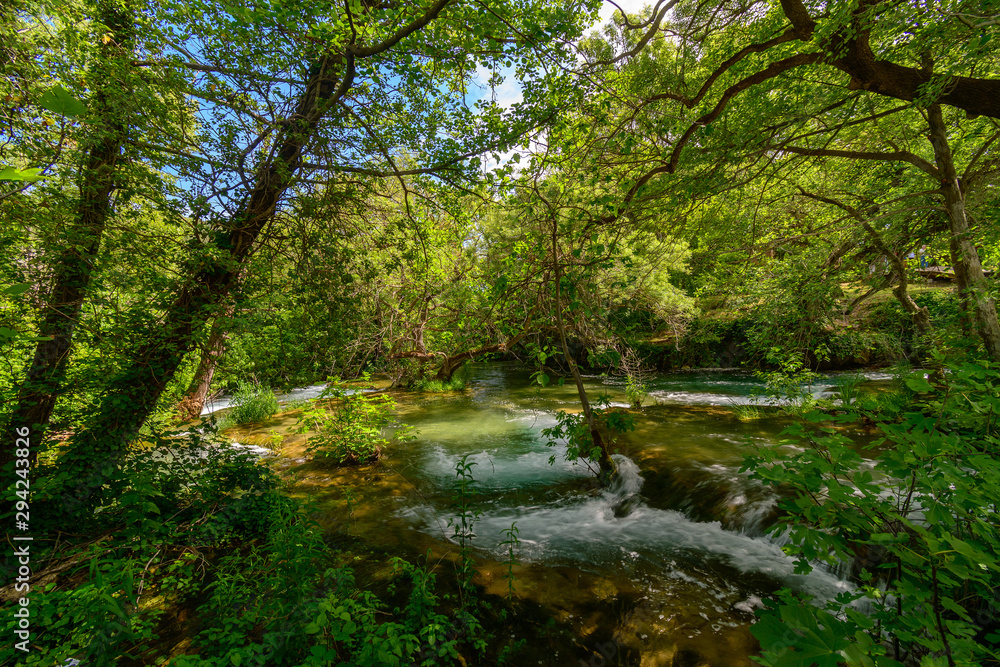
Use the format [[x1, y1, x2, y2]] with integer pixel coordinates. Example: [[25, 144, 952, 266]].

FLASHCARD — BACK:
[[475, 0, 655, 110], [471, 0, 655, 172]]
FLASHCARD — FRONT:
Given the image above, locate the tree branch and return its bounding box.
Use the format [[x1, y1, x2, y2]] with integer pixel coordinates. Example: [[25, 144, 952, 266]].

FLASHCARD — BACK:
[[779, 145, 940, 178]]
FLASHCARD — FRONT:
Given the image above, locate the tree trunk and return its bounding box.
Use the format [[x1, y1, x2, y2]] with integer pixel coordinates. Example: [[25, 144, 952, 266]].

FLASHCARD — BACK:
[[799, 190, 933, 339], [175, 309, 231, 422], [2, 0, 134, 470], [856, 221, 933, 338], [927, 104, 1000, 361], [948, 230, 973, 337], [550, 221, 616, 482], [51, 55, 350, 506]]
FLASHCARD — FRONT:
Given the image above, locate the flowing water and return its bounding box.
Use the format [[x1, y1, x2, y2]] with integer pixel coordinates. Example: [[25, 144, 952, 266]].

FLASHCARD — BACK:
[[245, 363, 883, 666]]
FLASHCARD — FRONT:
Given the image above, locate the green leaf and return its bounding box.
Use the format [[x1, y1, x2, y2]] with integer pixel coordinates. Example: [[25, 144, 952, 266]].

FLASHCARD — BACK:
[[0, 166, 47, 182], [2, 283, 31, 295], [38, 85, 86, 117], [905, 376, 933, 393]]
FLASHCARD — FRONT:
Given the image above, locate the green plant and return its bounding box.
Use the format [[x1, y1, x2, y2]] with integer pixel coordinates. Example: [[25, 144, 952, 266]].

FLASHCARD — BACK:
[[411, 362, 473, 392], [265, 428, 283, 452], [527, 343, 561, 391], [0, 555, 158, 667], [497, 637, 528, 665], [743, 356, 1000, 666], [542, 396, 635, 470], [448, 453, 482, 605], [618, 345, 652, 409], [832, 372, 866, 407], [226, 379, 280, 425], [732, 403, 764, 422], [170, 496, 481, 667], [297, 376, 413, 463], [499, 522, 520, 601], [624, 376, 649, 409], [283, 398, 311, 411], [752, 348, 828, 415]]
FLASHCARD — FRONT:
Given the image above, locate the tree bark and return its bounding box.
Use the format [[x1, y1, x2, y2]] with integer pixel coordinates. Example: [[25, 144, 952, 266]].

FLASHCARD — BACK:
[[948, 235, 973, 337], [3, 0, 134, 470], [175, 308, 231, 422], [777, 0, 1000, 120], [857, 223, 933, 338], [550, 220, 616, 482], [52, 54, 353, 502], [927, 104, 1000, 360]]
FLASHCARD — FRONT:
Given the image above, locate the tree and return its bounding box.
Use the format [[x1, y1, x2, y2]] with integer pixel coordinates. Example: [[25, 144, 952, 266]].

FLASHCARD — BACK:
[[3, 0, 143, 468], [575, 0, 1000, 358], [46, 0, 597, 508]]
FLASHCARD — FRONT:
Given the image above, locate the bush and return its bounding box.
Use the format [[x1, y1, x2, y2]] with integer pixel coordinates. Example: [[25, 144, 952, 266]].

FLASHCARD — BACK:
[[224, 379, 280, 426], [0, 428, 284, 666], [743, 357, 1000, 666], [298, 377, 414, 463], [172, 499, 479, 667], [411, 362, 473, 392]]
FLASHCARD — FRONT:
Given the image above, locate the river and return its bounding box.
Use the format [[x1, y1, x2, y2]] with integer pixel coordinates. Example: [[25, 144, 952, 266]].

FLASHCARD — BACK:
[[230, 363, 883, 665]]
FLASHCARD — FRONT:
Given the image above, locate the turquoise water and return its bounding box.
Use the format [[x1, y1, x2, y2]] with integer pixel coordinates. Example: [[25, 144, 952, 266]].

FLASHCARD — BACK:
[[311, 363, 880, 665]]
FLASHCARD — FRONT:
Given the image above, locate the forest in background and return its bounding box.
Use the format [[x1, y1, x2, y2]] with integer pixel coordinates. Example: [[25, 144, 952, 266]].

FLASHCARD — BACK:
[[2, 0, 1000, 664]]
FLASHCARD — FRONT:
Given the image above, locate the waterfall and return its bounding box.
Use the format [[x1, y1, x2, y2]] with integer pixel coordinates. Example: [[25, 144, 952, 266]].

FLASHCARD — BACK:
[[605, 454, 645, 517]]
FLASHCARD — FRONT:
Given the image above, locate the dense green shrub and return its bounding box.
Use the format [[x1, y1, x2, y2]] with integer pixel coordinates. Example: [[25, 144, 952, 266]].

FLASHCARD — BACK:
[[2, 421, 481, 667], [172, 500, 479, 667], [224, 379, 280, 426], [744, 358, 1000, 666], [411, 363, 473, 392], [1, 428, 282, 665], [297, 377, 413, 463]]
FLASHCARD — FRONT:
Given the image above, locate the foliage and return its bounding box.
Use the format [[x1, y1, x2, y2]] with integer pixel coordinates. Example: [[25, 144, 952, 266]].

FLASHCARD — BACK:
[[752, 348, 827, 415], [618, 345, 653, 409], [738, 258, 845, 367], [172, 497, 481, 667], [411, 363, 473, 392], [0, 557, 156, 667], [1, 427, 283, 665], [448, 453, 482, 604], [4, 417, 490, 667], [542, 396, 636, 469], [732, 404, 766, 422], [743, 357, 1000, 666], [297, 377, 413, 464], [499, 522, 521, 602], [222, 379, 280, 427], [4, 0, 1000, 663]]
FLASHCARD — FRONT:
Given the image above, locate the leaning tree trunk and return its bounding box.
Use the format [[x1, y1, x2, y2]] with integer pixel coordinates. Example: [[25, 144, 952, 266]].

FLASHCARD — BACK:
[[928, 104, 1000, 360], [175, 307, 232, 422], [52, 55, 348, 509], [801, 191, 934, 340], [550, 222, 616, 482], [856, 220, 934, 338], [2, 0, 134, 470]]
